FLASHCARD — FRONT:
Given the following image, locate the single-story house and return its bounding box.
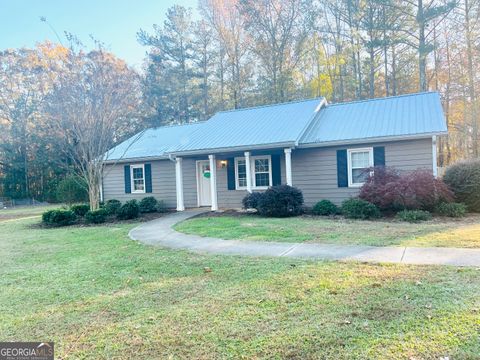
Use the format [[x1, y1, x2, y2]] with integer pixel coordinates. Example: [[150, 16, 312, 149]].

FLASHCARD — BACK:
[[103, 91, 447, 211]]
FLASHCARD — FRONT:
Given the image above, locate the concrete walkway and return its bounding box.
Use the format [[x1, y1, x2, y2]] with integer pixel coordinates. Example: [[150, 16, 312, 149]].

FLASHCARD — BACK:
[[129, 210, 480, 267]]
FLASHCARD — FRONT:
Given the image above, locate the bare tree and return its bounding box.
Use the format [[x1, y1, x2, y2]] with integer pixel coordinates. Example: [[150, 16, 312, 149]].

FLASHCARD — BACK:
[[46, 49, 142, 209]]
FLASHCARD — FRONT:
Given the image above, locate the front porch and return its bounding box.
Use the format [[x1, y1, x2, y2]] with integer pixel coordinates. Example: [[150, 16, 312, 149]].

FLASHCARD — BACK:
[[174, 147, 294, 211]]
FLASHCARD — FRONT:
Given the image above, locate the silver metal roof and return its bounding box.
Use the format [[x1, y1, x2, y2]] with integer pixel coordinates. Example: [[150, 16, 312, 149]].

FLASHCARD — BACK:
[[105, 92, 447, 161], [172, 98, 325, 154], [299, 92, 447, 145], [105, 122, 203, 161]]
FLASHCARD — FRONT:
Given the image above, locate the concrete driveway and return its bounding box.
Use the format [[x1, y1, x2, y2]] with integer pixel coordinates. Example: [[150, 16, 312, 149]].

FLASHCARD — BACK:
[[129, 210, 480, 267]]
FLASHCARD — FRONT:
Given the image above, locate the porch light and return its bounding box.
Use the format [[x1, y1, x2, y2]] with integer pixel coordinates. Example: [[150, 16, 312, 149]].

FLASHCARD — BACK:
[[219, 160, 227, 168]]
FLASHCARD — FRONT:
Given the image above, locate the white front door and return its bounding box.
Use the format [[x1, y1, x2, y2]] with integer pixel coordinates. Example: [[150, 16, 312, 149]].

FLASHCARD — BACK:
[[197, 161, 212, 207]]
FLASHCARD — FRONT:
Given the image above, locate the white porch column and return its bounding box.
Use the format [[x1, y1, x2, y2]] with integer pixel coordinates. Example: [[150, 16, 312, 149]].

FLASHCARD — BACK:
[[284, 148, 293, 186], [209, 154, 218, 211], [244, 151, 253, 193], [175, 157, 185, 211], [432, 135, 438, 177]]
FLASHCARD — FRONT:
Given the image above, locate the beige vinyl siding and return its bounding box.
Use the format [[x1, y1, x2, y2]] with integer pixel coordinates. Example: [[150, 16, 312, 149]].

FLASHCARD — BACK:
[[215, 156, 286, 209], [103, 160, 177, 207], [103, 138, 433, 209], [292, 138, 433, 206]]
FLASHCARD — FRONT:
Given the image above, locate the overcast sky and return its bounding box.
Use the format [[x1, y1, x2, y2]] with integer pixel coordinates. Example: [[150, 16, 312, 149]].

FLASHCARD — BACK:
[[0, 0, 197, 69]]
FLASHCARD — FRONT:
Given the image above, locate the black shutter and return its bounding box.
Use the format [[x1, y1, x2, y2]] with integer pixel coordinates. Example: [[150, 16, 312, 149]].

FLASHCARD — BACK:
[[271, 154, 281, 186], [227, 158, 235, 190], [145, 163, 152, 193], [374, 146, 385, 167], [124, 165, 131, 193], [336, 149, 348, 187]]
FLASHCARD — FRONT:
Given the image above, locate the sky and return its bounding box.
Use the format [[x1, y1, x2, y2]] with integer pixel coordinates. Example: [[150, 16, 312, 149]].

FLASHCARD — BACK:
[[0, 0, 197, 69]]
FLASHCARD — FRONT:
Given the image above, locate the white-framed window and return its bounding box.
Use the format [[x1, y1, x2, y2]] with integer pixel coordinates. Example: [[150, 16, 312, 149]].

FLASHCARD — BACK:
[[131, 164, 146, 193], [235, 155, 272, 190], [347, 148, 373, 187]]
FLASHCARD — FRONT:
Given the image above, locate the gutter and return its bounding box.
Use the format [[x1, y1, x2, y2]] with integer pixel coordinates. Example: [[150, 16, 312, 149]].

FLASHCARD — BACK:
[[297, 131, 448, 149], [104, 155, 169, 165], [168, 141, 297, 157]]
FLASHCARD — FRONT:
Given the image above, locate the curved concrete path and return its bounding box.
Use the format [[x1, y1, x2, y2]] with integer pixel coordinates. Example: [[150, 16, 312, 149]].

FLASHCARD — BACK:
[[129, 210, 480, 267]]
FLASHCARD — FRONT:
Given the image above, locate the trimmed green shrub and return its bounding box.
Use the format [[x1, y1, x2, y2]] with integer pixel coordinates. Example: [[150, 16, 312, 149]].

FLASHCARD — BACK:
[[443, 160, 480, 212], [42, 209, 76, 226], [56, 176, 88, 205], [396, 210, 432, 222], [436, 202, 467, 218], [156, 200, 168, 213], [104, 199, 122, 215], [341, 198, 380, 220], [139, 196, 158, 213], [312, 200, 338, 216], [257, 185, 304, 217], [85, 209, 108, 224], [117, 200, 140, 220], [70, 204, 90, 217], [242, 192, 264, 211]]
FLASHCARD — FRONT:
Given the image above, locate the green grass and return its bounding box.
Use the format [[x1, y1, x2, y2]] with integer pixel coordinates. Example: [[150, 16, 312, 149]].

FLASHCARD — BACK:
[[0, 204, 60, 221], [175, 214, 480, 248], [1, 215, 479, 359]]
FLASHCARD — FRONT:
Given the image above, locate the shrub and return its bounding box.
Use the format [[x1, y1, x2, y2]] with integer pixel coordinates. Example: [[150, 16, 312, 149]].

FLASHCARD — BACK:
[[56, 176, 88, 205], [443, 160, 480, 212], [359, 167, 453, 211], [85, 209, 108, 224], [139, 196, 158, 213], [156, 200, 168, 213], [396, 210, 432, 223], [257, 185, 304, 217], [70, 204, 90, 217], [104, 199, 122, 215], [242, 192, 264, 211], [117, 200, 140, 220], [341, 198, 380, 220], [436, 202, 467, 218], [312, 200, 338, 216], [42, 209, 76, 226]]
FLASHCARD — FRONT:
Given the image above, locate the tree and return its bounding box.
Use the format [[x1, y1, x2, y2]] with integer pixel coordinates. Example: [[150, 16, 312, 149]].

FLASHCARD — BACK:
[[138, 5, 196, 125], [239, 0, 314, 102], [45, 48, 142, 209]]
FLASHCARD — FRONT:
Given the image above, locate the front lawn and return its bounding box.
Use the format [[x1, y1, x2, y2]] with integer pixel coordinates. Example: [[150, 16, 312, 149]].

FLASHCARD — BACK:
[[175, 213, 480, 248], [1, 214, 479, 358]]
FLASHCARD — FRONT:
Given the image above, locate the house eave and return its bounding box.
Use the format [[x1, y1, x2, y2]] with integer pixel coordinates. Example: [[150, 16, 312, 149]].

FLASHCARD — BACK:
[[103, 155, 169, 165], [298, 131, 448, 149], [168, 141, 297, 157]]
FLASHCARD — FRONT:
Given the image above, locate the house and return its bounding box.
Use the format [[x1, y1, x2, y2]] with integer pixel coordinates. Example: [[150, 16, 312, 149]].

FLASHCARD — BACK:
[[103, 92, 447, 211]]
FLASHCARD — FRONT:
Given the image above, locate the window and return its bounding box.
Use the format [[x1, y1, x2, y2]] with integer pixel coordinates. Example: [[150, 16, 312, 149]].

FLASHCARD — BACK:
[[235, 155, 272, 190], [131, 164, 145, 193], [254, 158, 270, 187], [347, 148, 373, 187]]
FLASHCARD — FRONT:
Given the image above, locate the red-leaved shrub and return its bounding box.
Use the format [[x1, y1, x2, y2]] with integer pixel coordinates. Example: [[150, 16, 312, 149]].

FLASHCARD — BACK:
[[359, 167, 453, 211]]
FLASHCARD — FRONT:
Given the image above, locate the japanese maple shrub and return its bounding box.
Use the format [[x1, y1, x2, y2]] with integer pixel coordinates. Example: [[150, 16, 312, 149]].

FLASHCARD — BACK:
[[359, 167, 453, 211]]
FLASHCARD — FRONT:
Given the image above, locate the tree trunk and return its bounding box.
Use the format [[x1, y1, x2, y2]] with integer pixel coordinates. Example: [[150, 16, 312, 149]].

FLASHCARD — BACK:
[[417, 0, 428, 91], [464, 0, 478, 157]]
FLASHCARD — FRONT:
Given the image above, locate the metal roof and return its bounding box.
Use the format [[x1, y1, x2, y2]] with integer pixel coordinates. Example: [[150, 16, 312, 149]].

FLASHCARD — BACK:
[[172, 98, 325, 154], [300, 92, 447, 146], [105, 122, 203, 162], [105, 92, 447, 161]]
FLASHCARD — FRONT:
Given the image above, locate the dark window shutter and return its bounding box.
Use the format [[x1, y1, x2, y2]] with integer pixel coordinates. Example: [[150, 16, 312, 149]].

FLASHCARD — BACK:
[[227, 158, 235, 190], [124, 165, 131, 193], [271, 154, 281, 186], [374, 146, 385, 167], [337, 149, 348, 187], [145, 163, 152, 193]]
